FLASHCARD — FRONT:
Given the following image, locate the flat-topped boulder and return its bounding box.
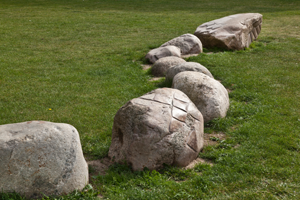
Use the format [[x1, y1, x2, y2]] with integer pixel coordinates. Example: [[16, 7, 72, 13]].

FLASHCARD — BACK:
[[108, 88, 204, 171], [152, 56, 186, 77], [172, 72, 229, 122], [166, 62, 213, 82], [161, 34, 203, 55], [145, 46, 181, 64], [194, 13, 263, 50], [0, 121, 88, 199]]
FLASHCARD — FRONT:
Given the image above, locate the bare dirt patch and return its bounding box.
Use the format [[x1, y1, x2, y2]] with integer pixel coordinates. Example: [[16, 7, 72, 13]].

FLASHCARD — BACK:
[[181, 54, 199, 58], [86, 132, 227, 175], [204, 132, 227, 146], [141, 64, 152, 70], [87, 157, 113, 176], [183, 132, 227, 169], [184, 158, 213, 169], [149, 77, 164, 82]]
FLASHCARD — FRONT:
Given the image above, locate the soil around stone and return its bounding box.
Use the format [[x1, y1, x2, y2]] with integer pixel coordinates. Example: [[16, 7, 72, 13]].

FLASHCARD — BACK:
[[86, 132, 227, 176], [141, 64, 152, 71], [149, 77, 164, 82], [181, 54, 199, 58], [204, 132, 227, 146], [184, 158, 213, 169], [87, 157, 113, 176]]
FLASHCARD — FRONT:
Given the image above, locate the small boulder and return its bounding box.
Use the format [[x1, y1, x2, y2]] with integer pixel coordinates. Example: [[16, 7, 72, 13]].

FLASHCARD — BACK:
[[166, 62, 213, 82], [172, 71, 229, 122], [108, 88, 204, 171], [0, 121, 89, 199], [161, 33, 203, 55], [152, 56, 186, 77], [145, 46, 181, 64], [194, 13, 263, 50]]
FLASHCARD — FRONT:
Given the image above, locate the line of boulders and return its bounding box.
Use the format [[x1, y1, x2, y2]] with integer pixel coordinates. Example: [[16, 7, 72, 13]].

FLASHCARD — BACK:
[[146, 13, 262, 64], [108, 13, 262, 171], [0, 13, 262, 198]]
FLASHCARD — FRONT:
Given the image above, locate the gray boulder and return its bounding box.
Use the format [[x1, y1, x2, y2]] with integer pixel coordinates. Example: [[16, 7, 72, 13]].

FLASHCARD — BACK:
[[161, 33, 203, 55], [108, 88, 204, 171], [166, 62, 213, 82], [152, 56, 186, 77], [0, 121, 88, 199], [172, 72, 229, 122], [194, 13, 263, 50], [145, 46, 181, 64]]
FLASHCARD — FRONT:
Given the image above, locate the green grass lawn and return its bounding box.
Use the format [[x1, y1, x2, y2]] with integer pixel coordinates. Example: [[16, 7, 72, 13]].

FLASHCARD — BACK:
[[1, 0, 300, 199]]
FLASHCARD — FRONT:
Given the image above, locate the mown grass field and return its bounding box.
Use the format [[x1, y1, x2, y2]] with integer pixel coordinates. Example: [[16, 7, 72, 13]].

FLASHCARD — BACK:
[[1, 0, 300, 199]]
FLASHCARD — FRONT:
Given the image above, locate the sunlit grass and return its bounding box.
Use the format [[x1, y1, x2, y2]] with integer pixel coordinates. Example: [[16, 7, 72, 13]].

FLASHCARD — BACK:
[[1, 0, 300, 199]]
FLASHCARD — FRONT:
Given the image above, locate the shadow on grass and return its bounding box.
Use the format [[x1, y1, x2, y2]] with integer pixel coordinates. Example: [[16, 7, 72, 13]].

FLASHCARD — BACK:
[[155, 78, 172, 88], [3, 0, 300, 14]]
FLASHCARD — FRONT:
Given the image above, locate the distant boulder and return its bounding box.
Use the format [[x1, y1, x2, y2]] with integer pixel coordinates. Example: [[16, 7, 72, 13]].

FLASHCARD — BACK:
[[166, 62, 213, 82], [194, 13, 263, 50], [108, 88, 204, 171], [145, 46, 181, 63], [161, 33, 203, 55], [152, 56, 186, 77]]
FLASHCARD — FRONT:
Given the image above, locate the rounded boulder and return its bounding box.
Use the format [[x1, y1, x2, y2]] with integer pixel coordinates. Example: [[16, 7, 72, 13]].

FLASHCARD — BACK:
[[145, 46, 181, 64], [161, 33, 203, 55], [172, 71, 229, 122], [166, 62, 213, 82], [0, 121, 89, 199], [152, 56, 186, 77]]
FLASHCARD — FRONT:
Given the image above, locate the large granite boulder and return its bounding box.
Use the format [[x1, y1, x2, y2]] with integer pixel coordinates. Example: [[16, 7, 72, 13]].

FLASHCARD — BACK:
[[152, 56, 186, 77], [166, 62, 213, 82], [108, 88, 204, 171], [0, 121, 88, 199], [172, 72, 229, 122], [194, 13, 263, 50], [145, 46, 181, 64], [161, 34, 203, 55]]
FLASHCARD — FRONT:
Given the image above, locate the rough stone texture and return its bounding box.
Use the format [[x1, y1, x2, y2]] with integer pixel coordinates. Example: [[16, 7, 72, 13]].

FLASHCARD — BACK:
[[194, 13, 263, 50], [172, 71, 229, 122], [0, 121, 88, 199], [166, 62, 213, 82], [108, 88, 204, 171], [161, 33, 203, 55], [145, 46, 181, 64], [152, 56, 186, 77]]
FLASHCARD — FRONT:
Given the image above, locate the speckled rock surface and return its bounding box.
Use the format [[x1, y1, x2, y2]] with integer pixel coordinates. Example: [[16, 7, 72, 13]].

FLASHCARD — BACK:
[[166, 62, 213, 81], [145, 46, 181, 63], [172, 71, 229, 122], [108, 88, 204, 171], [0, 121, 88, 199], [161, 33, 203, 55], [152, 56, 186, 77], [194, 13, 263, 50]]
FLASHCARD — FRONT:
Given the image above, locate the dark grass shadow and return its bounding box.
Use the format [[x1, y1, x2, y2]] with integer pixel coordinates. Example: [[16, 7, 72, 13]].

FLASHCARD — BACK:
[[154, 78, 172, 88], [2, 0, 300, 14], [202, 47, 233, 54]]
